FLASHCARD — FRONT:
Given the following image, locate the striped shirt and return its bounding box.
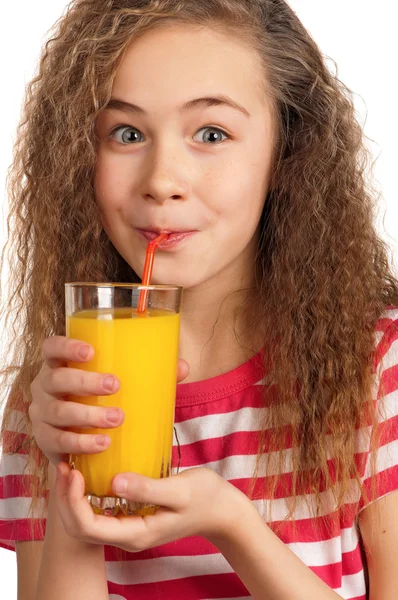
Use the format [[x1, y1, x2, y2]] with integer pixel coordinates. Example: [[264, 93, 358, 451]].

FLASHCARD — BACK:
[[1, 307, 398, 599]]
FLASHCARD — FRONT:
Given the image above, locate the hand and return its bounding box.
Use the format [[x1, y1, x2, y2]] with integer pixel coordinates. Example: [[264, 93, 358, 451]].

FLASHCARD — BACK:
[[29, 335, 190, 466], [54, 462, 247, 552]]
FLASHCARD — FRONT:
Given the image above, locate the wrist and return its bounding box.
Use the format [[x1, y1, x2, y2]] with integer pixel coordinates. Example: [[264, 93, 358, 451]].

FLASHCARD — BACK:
[[206, 479, 260, 546]]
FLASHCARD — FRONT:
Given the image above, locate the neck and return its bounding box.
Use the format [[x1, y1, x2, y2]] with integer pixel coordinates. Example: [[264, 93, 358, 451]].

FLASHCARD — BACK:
[[178, 257, 263, 384]]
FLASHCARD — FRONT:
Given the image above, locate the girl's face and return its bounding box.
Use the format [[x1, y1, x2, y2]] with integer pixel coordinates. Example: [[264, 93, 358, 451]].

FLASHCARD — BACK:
[[95, 24, 276, 289]]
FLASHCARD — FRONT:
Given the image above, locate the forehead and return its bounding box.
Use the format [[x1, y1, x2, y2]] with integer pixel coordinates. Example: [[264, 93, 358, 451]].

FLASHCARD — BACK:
[[112, 24, 269, 116]]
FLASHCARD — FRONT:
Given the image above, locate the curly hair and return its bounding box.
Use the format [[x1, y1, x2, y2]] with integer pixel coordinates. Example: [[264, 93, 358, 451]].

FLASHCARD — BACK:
[[1, 0, 398, 538]]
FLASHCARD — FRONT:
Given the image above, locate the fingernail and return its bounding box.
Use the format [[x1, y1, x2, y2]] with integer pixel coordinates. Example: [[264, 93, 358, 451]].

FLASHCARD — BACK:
[[78, 345, 92, 360], [114, 477, 128, 494], [96, 435, 110, 447], [103, 375, 115, 391], [106, 408, 120, 424]]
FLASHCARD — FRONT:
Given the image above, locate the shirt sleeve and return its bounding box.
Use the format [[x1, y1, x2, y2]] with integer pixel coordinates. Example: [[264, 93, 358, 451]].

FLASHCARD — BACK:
[[358, 309, 398, 511], [0, 406, 47, 551]]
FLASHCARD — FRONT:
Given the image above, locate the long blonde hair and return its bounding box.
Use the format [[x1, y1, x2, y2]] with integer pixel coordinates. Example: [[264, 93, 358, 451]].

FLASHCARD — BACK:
[[1, 0, 397, 535]]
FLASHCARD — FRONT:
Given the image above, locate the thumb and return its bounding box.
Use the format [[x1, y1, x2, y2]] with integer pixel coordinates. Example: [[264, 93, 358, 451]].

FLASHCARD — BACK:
[[177, 358, 190, 383], [112, 472, 184, 511]]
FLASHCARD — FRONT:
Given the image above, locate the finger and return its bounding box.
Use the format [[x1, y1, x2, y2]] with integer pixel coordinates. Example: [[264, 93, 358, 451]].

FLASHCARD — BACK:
[[54, 462, 76, 533], [56, 464, 99, 542], [42, 366, 120, 397], [177, 359, 190, 383], [112, 472, 187, 512], [44, 396, 124, 429], [60, 469, 181, 551], [37, 421, 112, 455], [55, 461, 71, 499], [42, 336, 94, 369], [61, 467, 143, 547]]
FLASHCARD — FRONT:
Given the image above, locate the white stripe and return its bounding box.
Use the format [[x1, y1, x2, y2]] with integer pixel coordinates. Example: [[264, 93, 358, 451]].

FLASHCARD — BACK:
[[0, 453, 359, 523], [374, 330, 385, 347], [0, 465, 354, 526], [380, 308, 398, 322], [178, 450, 293, 479], [106, 539, 366, 590], [253, 495, 321, 522], [0, 496, 47, 520], [109, 596, 128, 600], [175, 341, 397, 452], [175, 406, 267, 445], [177, 422, 374, 478], [253, 477, 361, 522], [106, 552, 233, 586], [378, 337, 398, 372], [287, 525, 359, 567], [5, 410, 28, 435], [288, 536, 340, 567], [334, 570, 366, 596], [362, 437, 398, 479], [377, 389, 398, 420], [340, 524, 360, 554], [0, 453, 33, 477]]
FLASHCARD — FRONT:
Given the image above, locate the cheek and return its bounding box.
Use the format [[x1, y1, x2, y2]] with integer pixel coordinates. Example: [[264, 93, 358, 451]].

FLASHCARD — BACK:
[[211, 139, 272, 218], [94, 145, 131, 198], [214, 164, 267, 225], [94, 156, 125, 225], [95, 156, 116, 198]]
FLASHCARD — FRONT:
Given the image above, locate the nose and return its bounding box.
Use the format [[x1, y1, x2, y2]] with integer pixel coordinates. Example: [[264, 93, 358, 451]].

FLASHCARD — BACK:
[[139, 141, 190, 205]]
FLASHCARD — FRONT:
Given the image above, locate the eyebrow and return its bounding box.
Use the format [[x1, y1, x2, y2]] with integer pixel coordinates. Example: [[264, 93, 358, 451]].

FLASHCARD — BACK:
[[105, 94, 251, 118]]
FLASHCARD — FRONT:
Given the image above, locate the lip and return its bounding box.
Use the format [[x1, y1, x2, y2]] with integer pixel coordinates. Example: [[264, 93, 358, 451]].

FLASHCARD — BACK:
[[136, 228, 198, 249]]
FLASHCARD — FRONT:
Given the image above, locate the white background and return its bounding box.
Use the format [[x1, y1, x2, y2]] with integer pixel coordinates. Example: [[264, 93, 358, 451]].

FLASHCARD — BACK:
[[0, 2, 397, 597]]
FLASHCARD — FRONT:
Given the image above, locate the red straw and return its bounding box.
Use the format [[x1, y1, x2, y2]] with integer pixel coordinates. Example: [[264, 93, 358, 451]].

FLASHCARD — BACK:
[[137, 233, 169, 314]]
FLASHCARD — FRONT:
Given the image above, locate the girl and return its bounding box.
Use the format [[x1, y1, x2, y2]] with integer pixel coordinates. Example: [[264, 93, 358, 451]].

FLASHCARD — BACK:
[[1, 1, 397, 599]]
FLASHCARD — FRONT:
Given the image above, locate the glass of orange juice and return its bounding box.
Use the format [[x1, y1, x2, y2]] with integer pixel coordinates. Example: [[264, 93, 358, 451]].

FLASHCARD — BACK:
[[65, 282, 182, 517]]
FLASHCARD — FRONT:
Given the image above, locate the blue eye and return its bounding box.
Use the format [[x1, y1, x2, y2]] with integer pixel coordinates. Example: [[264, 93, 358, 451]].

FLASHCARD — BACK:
[[110, 125, 230, 145], [193, 127, 230, 144], [111, 126, 144, 144]]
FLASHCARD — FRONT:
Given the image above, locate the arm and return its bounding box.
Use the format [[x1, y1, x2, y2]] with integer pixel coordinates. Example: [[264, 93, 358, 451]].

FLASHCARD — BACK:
[[35, 464, 109, 600], [16, 541, 43, 600], [210, 494, 343, 600], [358, 490, 398, 599], [211, 490, 398, 600]]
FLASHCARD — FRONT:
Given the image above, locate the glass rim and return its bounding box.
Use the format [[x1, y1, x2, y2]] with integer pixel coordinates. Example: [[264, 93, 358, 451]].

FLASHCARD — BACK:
[[65, 282, 182, 292]]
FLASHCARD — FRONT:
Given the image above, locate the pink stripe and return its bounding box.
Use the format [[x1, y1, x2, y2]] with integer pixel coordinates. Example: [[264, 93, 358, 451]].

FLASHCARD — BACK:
[[0, 474, 43, 499], [341, 544, 364, 576], [175, 385, 275, 423], [374, 318, 398, 370], [271, 512, 342, 544], [176, 350, 265, 407], [360, 464, 398, 509], [0, 518, 46, 543], [0, 541, 15, 551], [2, 431, 30, 454], [377, 413, 398, 446], [173, 428, 294, 468], [378, 363, 398, 398], [104, 507, 355, 563], [309, 562, 341, 589], [375, 317, 396, 333], [232, 452, 367, 500], [108, 572, 250, 599], [104, 537, 219, 561]]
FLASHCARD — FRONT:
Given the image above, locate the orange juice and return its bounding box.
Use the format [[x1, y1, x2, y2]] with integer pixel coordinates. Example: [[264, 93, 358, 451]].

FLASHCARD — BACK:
[[66, 307, 180, 498]]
